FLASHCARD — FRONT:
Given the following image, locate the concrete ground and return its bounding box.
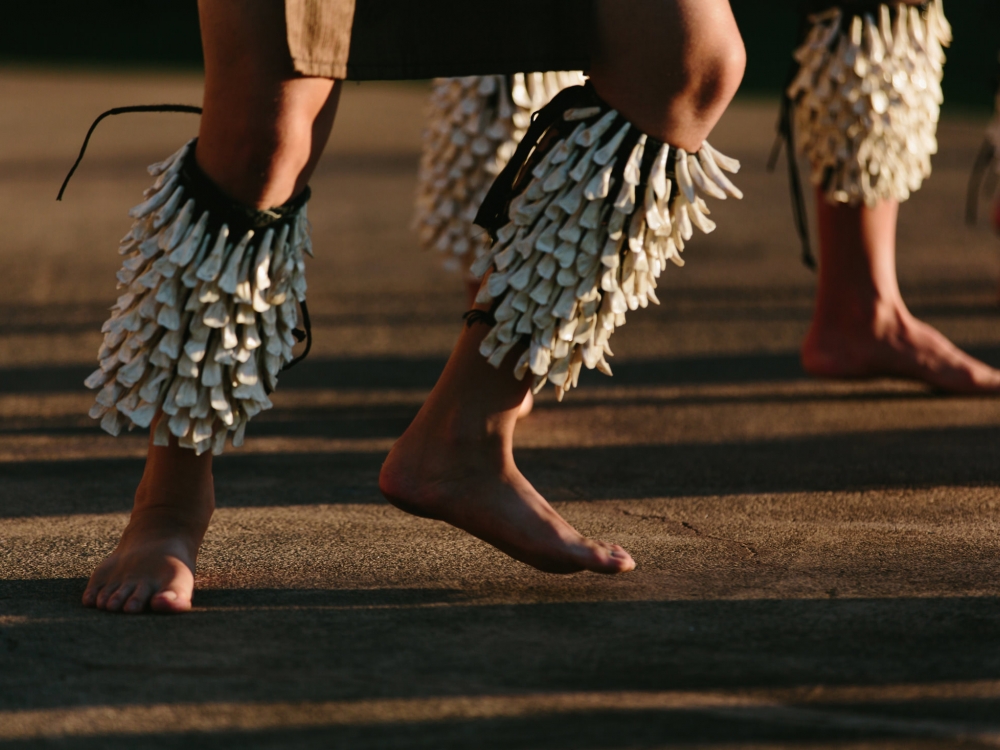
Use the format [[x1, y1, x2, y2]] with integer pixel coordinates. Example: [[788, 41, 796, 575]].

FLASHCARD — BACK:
[[1, 69, 999, 749]]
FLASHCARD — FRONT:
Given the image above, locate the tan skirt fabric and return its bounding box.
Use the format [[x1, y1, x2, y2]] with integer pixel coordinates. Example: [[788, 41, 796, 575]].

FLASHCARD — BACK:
[[285, 0, 595, 81]]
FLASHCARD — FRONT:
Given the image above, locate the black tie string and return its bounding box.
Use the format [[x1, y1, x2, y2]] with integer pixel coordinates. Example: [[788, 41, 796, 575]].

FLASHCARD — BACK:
[[57, 103, 314, 373], [56, 104, 203, 201], [474, 84, 596, 239]]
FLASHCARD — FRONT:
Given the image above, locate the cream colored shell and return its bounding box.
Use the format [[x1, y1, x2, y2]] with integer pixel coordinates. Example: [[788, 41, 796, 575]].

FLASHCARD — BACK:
[[414, 72, 586, 273], [85, 140, 311, 455], [473, 107, 743, 401], [789, 1, 952, 206]]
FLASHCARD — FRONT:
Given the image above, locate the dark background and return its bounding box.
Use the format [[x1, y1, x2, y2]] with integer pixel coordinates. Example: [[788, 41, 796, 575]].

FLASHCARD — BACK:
[[0, 1, 997, 109]]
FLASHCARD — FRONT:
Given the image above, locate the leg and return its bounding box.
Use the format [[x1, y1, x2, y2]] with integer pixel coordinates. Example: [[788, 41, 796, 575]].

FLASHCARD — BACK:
[[801, 193, 1000, 393], [588, 0, 745, 150], [83, 416, 214, 613], [380, 324, 630, 573], [380, 0, 745, 573], [195, 0, 340, 208], [464, 277, 533, 419], [84, 0, 341, 613]]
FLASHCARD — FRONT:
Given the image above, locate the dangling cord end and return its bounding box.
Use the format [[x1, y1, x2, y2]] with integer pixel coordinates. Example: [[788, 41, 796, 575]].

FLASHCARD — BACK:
[[284, 300, 313, 370], [789, 149, 817, 271], [463, 309, 498, 328], [56, 104, 203, 201], [766, 101, 787, 174], [474, 84, 594, 238], [774, 90, 816, 271], [966, 139, 996, 227]]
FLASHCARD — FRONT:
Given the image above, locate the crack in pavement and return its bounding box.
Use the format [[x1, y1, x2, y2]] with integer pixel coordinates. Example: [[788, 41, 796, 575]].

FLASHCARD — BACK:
[[619, 509, 759, 559]]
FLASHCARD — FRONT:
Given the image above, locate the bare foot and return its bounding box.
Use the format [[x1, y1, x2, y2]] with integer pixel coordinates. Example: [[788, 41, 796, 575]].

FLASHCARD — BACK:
[[380, 433, 634, 574], [82, 508, 206, 614], [379, 322, 634, 575], [83, 421, 215, 614], [802, 301, 1000, 394]]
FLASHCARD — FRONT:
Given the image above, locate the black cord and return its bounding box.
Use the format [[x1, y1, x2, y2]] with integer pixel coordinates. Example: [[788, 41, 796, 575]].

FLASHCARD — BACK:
[[767, 2, 820, 271], [59, 103, 317, 374], [966, 138, 997, 227], [57, 104, 203, 201], [285, 300, 313, 370], [474, 84, 596, 238], [463, 309, 498, 328]]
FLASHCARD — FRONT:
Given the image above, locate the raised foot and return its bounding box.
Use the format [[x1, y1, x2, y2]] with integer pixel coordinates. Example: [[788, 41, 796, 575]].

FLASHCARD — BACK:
[[379, 443, 635, 575], [82, 510, 205, 614], [802, 307, 1000, 394]]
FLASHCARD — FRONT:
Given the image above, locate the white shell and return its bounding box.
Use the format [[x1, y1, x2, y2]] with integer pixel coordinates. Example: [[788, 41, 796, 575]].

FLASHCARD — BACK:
[[414, 72, 586, 275], [789, 1, 951, 206], [471, 101, 741, 400], [84, 139, 312, 455]]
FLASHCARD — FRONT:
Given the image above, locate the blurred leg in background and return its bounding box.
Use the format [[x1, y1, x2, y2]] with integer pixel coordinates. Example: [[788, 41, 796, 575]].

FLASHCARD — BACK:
[[788, 1, 1000, 392]]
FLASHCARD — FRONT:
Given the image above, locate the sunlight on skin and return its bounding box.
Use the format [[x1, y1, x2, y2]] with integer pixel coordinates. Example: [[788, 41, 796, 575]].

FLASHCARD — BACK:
[[802, 192, 1000, 394]]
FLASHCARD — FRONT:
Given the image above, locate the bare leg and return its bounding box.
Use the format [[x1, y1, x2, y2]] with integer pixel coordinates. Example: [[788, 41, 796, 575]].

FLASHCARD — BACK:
[[381, 0, 745, 574], [463, 278, 533, 418], [84, 0, 341, 613], [801, 193, 1000, 393], [993, 198, 1000, 303], [588, 0, 745, 149], [380, 321, 631, 573]]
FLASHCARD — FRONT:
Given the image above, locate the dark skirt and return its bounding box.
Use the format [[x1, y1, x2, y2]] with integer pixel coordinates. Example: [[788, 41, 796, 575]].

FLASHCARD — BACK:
[[286, 0, 595, 81]]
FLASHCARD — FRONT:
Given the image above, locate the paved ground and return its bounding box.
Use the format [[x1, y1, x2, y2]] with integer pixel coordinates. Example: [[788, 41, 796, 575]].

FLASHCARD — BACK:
[[1, 69, 1000, 749]]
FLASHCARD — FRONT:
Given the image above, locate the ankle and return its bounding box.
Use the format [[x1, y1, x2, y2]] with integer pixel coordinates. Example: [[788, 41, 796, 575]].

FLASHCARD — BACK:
[[131, 474, 215, 525], [122, 501, 213, 553], [422, 405, 514, 456], [811, 289, 906, 335]]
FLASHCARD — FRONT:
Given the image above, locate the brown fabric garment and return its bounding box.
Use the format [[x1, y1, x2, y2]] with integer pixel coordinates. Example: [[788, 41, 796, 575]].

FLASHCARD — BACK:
[[285, 0, 594, 81], [285, 0, 357, 79]]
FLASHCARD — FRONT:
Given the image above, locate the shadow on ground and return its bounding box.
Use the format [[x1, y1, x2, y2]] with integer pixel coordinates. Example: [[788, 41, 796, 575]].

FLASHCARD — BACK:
[[4, 710, 998, 749], [1, 580, 998, 748], [7, 345, 1000, 399], [3, 423, 999, 518]]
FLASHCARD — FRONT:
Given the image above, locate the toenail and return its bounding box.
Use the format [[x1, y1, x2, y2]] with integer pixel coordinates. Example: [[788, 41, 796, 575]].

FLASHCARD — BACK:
[[158, 591, 178, 601]]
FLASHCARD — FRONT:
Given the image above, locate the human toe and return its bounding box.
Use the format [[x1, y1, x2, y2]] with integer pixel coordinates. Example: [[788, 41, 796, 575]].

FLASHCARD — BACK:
[[96, 582, 127, 610], [150, 589, 192, 614], [606, 545, 636, 573], [105, 582, 137, 612], [124, 583, 152, 614], [81, 581, 103, 608], [584, 540, 635, 574]]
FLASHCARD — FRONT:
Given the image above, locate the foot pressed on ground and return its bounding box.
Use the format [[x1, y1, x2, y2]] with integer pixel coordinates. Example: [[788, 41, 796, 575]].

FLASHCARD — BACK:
[[379, 424, 634, 575], [83, 516, 199, 614], [801, 302, 1000, 394], [82, 470, 214, 614]]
